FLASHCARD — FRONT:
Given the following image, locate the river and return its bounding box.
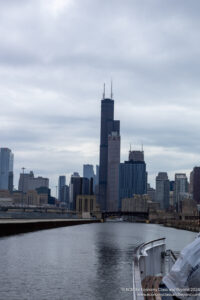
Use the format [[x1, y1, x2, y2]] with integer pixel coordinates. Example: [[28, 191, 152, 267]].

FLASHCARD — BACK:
[[0, 222, 197, 300]]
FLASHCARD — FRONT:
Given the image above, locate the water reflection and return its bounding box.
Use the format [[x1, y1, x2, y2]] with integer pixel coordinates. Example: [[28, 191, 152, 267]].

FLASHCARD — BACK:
[[0, 223, 197, 300]]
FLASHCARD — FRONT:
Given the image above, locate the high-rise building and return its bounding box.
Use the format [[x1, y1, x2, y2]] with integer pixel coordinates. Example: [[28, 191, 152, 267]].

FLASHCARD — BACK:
[[169, 180, 175, 208], [174, 173, 188, 211], [99, 86, 120, 211], [95, 165, 99, 185], [60, 185, 69, 207], [83, 165, 94, 180], [189, 170, 194, 194], [83, 164, 96, 192], [58, 176, 66, 201], [18, 171, 49, 193], [170, 181, 175, 192], [119, 150, 147, 210], [107, 132, 120, 211], [129, 150, 144, 162], [0, 148, 14, 192], [155, 172, 170, 210], [147, 183, 156, 202], [69, 173, 90, 210], [192, 167, 200, 204], [93, 165, 99, 196], [69, 172, 81, 210], [82, 177, 90, 195]]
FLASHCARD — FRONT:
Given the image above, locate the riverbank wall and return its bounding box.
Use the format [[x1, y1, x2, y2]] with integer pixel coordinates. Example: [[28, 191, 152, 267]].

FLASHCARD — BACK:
[[0, 219, 101, 237], [163, 220, 200, 233], [149, 219, 200, 233]]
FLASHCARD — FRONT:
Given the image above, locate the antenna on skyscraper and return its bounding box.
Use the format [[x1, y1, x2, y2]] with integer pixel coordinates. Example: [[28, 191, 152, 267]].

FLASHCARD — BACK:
[[111, 79, 113, 99], [103, 83, 105, 99], [141, 142, 144, 152], [130, 143, 132, 151]]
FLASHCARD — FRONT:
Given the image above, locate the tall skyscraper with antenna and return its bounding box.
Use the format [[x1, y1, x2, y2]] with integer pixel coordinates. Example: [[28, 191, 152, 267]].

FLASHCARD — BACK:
[[98, 83, 120, 211]]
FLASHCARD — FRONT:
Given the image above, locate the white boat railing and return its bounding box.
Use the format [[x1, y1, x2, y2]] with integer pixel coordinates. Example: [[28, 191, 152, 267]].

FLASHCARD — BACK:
[[132, 238, 166, 300]]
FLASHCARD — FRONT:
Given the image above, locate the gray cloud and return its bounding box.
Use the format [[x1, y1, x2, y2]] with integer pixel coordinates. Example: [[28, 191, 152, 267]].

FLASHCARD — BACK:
[[0, 0, 200, 191]]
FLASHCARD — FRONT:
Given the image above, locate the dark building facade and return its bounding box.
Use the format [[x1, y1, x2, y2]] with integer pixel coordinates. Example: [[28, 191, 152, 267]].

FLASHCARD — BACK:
[[83, 164, 94, 180], [129, 150, 144, 162], [0, 148, 14, 192], [82, 177, 90, 195], [60, 185, 69, 206], [70, 175, 91, 210], [119, 152, 147, 210], [83, 164, 98, 192], [147, 183, 156, 202], [36, 186, 56, 206], [70, 176, 82, 210], [170, 181, 175, 192], [99, 95, 120, 211], [107, 132, 121, 211], [173, 173, 188, 211], [193, 167, 200, 204], [156, 172, 170, 210], [58, 176, 66, 201]]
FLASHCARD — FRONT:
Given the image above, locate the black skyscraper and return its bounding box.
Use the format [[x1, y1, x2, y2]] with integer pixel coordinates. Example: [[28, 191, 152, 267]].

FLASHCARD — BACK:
[[99, 86, 120, 210]]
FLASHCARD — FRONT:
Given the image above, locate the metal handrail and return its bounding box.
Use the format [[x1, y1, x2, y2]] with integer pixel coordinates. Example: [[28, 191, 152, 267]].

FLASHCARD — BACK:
[[136, 238, 166, 255], [133, 238, 166, 300]]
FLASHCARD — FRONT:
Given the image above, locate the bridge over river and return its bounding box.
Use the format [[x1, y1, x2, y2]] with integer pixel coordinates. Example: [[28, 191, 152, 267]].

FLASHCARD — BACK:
[[102, 210, 148, 220]]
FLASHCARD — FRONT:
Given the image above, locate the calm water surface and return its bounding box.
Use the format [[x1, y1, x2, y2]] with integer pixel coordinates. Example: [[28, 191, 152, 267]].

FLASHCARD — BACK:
[[0, 222, 197, 300]]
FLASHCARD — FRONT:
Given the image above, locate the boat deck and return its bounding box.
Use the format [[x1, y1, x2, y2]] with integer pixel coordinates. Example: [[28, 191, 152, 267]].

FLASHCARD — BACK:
[[133, 238, 179, 300], [142, 276, 162, 300]]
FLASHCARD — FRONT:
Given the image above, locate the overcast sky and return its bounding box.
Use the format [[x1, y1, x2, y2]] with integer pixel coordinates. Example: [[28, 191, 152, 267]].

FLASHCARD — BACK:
[[1, 0, 200, 192]]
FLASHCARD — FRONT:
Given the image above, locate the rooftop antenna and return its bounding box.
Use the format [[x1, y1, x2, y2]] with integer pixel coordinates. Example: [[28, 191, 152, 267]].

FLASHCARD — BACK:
[[111, 79, 113, 99], [103, 83, 105, 99], [130, 143, 132, 152], [142, 142, 143, 152]]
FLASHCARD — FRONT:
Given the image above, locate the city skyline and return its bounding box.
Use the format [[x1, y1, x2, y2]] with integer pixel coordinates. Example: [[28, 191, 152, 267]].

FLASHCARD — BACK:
[[1, 2, 200, 299], [1, 0, 200, 190], [4, 145, 197, 194]]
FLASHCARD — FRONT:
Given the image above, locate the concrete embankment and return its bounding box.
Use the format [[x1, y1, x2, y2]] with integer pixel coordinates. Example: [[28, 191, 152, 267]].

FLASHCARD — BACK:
[[163, 221, 199, 233], [0, 219, 101, 237]]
